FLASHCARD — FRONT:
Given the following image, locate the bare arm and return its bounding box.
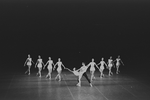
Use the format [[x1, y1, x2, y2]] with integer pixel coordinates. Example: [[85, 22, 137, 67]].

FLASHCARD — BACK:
[[120, 60, 124, 65], [53, 63, 57, 70], [104, 62, 107, 67], [24, 59, 28, 66], [43, 61, 48, 69], [97, 62, 101, 66], [31, 60, 35, 64], [35, 61, 37, 68], [95, 63, 100, 70], [62, 63, 66, 69]]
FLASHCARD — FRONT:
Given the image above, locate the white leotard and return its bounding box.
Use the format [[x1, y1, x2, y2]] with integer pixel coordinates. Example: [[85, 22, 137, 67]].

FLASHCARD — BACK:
[[37, 59, 42, 68], [57, 61, 62, 72], [89, 62, 96, 71], [47, 60, 53, 70], [100, 61, 105, 70], [108, 59, 113, 68], [27, 58, 32, 66], [116, 58, 120, 66]]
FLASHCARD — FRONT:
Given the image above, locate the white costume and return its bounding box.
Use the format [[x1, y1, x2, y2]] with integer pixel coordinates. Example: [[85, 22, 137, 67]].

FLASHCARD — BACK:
[[37, 59, 43, 68], [35, 57, 44, 77], [47, 60, 53, 70], [27, 58, 32, 66], [54, 59, 65, 81], [89, 62, 96, 71], [57, 62, 62, 73], [100, 61, 105, 70], [116, 58, 120, 67], [108, 58, 113, 76], [24, 55, 34, 75]]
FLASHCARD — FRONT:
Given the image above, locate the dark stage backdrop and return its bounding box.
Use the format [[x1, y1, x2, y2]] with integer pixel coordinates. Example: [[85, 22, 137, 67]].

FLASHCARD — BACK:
[[1, 0, 150, 76]]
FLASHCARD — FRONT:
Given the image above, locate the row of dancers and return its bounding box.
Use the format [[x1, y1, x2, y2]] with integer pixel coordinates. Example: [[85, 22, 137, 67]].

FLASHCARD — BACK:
[[24, 55, 124, 87]]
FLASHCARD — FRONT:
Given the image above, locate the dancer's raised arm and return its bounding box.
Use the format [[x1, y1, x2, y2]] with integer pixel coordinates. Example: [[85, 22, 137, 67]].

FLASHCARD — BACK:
[[65, 67, 73, 72]]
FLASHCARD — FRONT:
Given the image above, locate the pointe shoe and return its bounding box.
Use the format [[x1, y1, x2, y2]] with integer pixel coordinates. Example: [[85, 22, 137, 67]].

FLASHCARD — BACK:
[[46, 75, 49, 78], [90, 83, 93, 87], [77, 84, 81, 87]]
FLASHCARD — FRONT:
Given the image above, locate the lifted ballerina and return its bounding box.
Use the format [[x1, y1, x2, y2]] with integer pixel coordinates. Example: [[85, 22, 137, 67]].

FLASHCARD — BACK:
[[24, 54, 34, 75], [35, 55, 44, 77], [43, 57, 54, 79], [87, 58, 99, 82], [53, 58, 66, 81], [107, 56, 114, 76], [65, 62, 92, 87], [97, 57, 107, 78], [114, 55, 124, 74]]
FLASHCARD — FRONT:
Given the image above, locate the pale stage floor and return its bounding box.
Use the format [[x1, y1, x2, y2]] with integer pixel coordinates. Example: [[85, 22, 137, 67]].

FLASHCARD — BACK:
[[0, 71, 150, 100]]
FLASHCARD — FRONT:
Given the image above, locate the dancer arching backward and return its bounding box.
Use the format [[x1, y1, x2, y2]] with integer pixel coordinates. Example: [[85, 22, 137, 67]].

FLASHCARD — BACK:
[[107, 56, 114, 76], [35, 55, 44, 77], [43, 57, 54, 79], [87, 58, 99, 82], [113, 55, 124, 74], [24, 54, 34, 75], [65, 62, 92, 87], [97, 57, 107, 78], [53, 58, 66, 81]]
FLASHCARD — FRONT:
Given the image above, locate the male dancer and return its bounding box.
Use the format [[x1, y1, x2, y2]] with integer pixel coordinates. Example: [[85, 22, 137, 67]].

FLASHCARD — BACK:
[[65, 62, 92, 87]]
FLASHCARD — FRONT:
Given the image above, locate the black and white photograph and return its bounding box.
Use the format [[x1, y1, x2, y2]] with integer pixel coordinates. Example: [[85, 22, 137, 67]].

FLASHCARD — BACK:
[[1, 0, 150, 100]]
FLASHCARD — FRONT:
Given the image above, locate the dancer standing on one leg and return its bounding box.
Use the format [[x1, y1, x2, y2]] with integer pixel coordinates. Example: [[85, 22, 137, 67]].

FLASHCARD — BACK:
[[65, 62, 92, 87], [107, 56, 114, 76], [87, 58, 99, 82], [97, 57, 107, 78], [24, 54, 34, 75], [53, 58, 66, 81], [43, 57, 54, 79], [113, 55, 124, 74], [35, 55, 44, 77]]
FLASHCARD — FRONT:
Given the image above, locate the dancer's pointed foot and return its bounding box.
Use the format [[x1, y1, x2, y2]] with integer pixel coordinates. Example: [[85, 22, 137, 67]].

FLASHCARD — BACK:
[[77, 83, 81, 87], [93, 76, 96, 79], [90, 83, 93, 87]]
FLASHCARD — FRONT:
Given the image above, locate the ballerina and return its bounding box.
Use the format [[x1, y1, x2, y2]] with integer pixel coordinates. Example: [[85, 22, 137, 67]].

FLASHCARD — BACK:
[[65, 62, 92, 87], [35, 55, 44, 77], [24, 54, 34, 75], [114, 55, 124, 74], [107, 56, 114, 76], [43, 57, 54, 79], [97, 57, 107, 78], [87, 58, 99, 82], [53, 58, 66, 81]]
